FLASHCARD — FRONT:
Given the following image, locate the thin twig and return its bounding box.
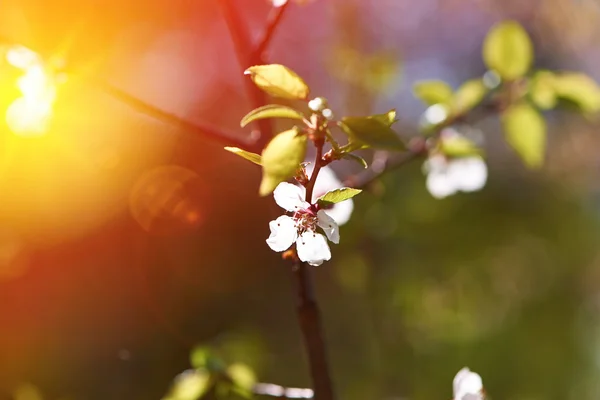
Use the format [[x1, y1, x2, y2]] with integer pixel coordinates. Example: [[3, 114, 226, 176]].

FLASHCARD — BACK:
[[253, 3, 291, 61], [343, 150, 422, 190]]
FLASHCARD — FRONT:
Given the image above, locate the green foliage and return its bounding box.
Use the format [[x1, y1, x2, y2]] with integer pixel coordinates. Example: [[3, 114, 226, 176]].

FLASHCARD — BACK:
[[413, 80, 454, 106], [483, 21, 533, 80], [529, 71, 558, 110], [451, 78, 488, 114], [341, 152, 368, 168], [439, 134, 482, 157], [163, 369, 211, 400], [339, 116, 405, 150], [552, 72, 600, 113], [317, 188, 362, 208], [224, 147, 262, 166], [502, 102, 546, 168], [226, 363, 257, 398], [240, 104, 305, 128], [371, 109, 398, 126], [244, 64, 310, 100], [259, 128, 307, 196]]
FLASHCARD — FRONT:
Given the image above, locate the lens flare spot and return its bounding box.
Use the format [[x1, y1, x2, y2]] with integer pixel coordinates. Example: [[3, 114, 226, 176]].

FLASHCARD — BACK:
[[130, 166, 207, 235]]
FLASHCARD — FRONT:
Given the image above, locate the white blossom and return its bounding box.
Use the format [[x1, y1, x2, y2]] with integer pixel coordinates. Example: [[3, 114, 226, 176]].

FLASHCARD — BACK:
[[305, 165, 353, 226], [423, 154, 487, 199], [266, 183, 339, 266], [453, 367, 484, 400]]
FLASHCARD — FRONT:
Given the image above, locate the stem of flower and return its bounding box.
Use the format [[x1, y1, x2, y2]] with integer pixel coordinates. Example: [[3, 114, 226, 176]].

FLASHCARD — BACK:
[[304, 140, 324, 204]]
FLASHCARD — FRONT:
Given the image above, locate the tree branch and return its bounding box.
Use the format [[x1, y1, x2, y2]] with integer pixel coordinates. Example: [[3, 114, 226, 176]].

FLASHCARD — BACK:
[[343, 150, 422, 190], [253, 3, 291, 61], [292, 261, 335, 400]]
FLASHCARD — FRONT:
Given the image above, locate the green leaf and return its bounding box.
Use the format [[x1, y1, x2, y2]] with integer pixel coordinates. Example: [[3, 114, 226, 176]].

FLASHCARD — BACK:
[[502, 102, 546, 168], [371, 109, 398, 126], [245, 64, 310, 100], [339, 116, 405, 150], [341, 152, 368, 168], [166, 369, 211, 400], [439, 134, 483, 157], [413, 80, 454, 105], [259, 128, 307, 196], [240, 104, 304, 127], [529, 71, 557, 110], [553, 72, 600, 113], [317, 188, 362, 207], [452, 79, 488, 114], [224, 147, 262, 166], [483, 20, 533, 80], [226, 363, 256, 398]]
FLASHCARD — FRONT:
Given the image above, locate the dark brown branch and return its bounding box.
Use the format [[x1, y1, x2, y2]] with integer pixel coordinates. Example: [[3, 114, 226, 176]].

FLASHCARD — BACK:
[[253, 3, 291, 61], [219, 0, 274, 150], [343, 150, 422, 190], [92, 79, 256, 151], [292, 261, 335, 400]]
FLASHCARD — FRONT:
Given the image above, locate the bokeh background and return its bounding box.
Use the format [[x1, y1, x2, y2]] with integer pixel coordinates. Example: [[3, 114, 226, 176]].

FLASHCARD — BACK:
[[1, 0, 600, 399]]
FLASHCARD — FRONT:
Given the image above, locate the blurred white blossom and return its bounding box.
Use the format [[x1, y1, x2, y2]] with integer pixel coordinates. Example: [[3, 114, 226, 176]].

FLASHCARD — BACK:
[[453, 367, 484, 400], [423, 155, 487, 199], [305, 165, 353, 226]]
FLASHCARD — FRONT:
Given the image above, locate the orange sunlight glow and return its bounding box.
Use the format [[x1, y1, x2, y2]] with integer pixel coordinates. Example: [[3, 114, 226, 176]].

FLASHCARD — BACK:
[[4, 45, 58, 136]]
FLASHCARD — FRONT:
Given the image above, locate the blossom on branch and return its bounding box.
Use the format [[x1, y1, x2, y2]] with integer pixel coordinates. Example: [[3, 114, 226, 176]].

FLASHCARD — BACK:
[[423, 154, 487, 199], [266, 182, 340, 266]]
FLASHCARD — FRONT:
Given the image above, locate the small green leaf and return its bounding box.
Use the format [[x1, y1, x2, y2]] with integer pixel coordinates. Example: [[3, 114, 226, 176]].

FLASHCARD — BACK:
[[317, 188, 362, 207], [371, 109, 398, 126], [452, 79, 488, 114], [245, 64, 310, 100], [167, 369, 211, 400], [224, 147, 262, 166], [339, 116, 405, 150], [259, 128, 307, 196], [483, 20, 533, 80], [413, 80, 454, 105], [502, 102, 546, 168], [439, 135, 482, 157], [341, 152, 368, 168], [529, 71, 557, 110], [241, 104, 304, 127], [553, 72, 600, 113], [227, 363, 256, 398]]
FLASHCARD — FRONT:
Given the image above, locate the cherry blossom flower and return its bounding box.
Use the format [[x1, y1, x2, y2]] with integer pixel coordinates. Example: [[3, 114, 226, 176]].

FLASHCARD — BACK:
[[423, 154, 487, 199], [306, 165, 353, 226], [453, 367, 484, 400], [266, 182, 339, 266]]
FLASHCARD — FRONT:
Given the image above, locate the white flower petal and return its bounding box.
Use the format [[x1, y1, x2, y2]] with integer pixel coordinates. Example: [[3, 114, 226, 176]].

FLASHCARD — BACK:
[[266, 215, 297, 252], [307, 165, 354, 226], [450, 157, 488, 193], [426, 168, 456, 199], [296, 231, 331, 266], [273, 182, 309, 212], [317, 210, 339, 244], [453, 367, 483, 400]]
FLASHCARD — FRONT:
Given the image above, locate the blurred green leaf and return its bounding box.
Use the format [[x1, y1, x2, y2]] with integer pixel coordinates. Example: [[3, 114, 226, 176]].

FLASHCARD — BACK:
[[452, 79, 488, 114], [502, 102, 546, 168], [439, 135, 483, 157], [13, 384, 43, 400], [339, 116, 405, 150], [164, 369, 211, 400], [341, 152, 368, 168], [245, 64, 310, 100], [226, 363, 256, 398], [483, 21, 533, 80], [317, 188, 362, 208], [529, 71, 558, 110], [371, 109, 398, 126], [224, 147, 262, 166], [553, 72, 600, 113], [259, 128, 307, 196], [413, 80, 454, 106], [240, 104, 304, 127]]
